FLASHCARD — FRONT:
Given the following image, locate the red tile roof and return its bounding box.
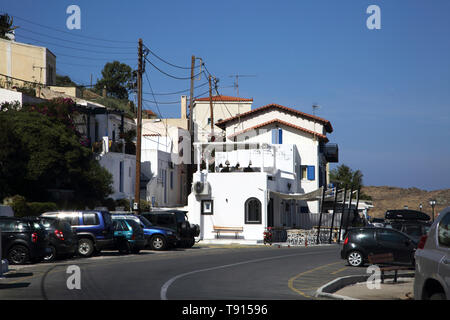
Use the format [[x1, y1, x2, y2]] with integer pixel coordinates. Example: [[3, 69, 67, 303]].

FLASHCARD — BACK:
[[228, 118, 329, 142], [195, 95, 253, 102], [216, 103, 333, 133]]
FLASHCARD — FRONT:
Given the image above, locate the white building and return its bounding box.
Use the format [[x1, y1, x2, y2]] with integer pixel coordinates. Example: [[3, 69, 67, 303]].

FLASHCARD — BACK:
[[193, 95, 253, 143], [187, 103, 338, 244], [141, 100, 190, 207]]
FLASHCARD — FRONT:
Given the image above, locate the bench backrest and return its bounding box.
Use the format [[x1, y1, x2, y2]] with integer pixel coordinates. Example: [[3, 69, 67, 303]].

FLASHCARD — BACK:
[[368, 253, 394, 264], [213, 226, 243, 231]]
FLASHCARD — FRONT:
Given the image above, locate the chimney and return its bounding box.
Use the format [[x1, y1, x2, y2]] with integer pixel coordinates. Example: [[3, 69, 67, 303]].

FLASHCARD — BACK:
[[181, 95, 187, 119]]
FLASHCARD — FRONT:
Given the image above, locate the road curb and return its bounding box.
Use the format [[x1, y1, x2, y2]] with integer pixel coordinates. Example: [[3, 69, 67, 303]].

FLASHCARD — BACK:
[[315, 272, 415, 300]]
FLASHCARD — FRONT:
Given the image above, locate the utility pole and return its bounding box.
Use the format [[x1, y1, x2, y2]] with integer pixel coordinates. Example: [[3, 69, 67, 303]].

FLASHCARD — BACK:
[[208, 75, 214, 135], [188, 55, 196, 196], [134, 38, 143, 214]]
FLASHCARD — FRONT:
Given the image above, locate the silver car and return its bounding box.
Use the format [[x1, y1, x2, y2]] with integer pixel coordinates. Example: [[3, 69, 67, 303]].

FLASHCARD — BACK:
[[414, 207, 450, 300]]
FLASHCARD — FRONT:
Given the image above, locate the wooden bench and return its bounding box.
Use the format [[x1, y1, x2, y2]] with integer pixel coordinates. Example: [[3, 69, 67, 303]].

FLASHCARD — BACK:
[[213, 226, 243, 239], [368, 253, 412, 283]]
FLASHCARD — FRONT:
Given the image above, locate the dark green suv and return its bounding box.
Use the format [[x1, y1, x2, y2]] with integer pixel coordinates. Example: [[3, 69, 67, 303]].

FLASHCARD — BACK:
[[142, 210, 200, 248]]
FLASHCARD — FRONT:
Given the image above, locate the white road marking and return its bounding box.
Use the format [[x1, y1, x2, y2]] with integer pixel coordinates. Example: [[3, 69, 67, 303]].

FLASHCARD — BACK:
[[160, 249, 335, 300]]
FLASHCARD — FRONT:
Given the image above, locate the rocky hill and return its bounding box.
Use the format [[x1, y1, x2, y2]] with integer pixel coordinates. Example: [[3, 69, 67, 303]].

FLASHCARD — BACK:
[[361, 186, 450, 219]]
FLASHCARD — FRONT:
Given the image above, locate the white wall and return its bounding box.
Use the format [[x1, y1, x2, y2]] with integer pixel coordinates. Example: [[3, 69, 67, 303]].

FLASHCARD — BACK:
[[188, 171, 268, 241], [99, 152, 136, 201]]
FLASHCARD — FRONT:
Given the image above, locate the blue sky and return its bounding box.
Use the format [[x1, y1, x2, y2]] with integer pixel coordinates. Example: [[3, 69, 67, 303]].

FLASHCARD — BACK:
[[2, 1, 449, 190]]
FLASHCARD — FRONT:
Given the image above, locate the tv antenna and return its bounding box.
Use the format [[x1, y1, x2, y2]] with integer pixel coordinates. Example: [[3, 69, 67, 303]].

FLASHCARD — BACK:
[[228, 74, 257, 97], [312, 104, 320, 116]]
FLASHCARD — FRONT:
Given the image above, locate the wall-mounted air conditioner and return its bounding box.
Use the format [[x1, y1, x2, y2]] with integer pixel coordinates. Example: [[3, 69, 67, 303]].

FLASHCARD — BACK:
[[192, 181, 211, 196]]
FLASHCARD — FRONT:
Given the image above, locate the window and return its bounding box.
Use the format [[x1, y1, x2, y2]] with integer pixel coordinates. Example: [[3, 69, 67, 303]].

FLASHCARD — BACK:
[[170, 171, 174, 190], [438, 212, 450, 248], [0, 220, 17, 232], [245, 198, 262, 224], [119, 161, 124, 193], [83, 213, 99, 225], [63, 214, 79, 226], [301, 166, 308, 180], [377, 229, 406, 244], [354, 231, 375, 245], [271, 128, 283, 144]]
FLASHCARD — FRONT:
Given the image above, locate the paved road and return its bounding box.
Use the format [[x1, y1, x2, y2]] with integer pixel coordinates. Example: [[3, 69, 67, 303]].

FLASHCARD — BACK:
[[0, 244, 367, 300]]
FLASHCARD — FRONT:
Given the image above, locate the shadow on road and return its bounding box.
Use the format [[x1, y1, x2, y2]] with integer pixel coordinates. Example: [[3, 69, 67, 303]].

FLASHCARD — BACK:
[[0, 283, 31, 289], [2, 272, 34, 278]]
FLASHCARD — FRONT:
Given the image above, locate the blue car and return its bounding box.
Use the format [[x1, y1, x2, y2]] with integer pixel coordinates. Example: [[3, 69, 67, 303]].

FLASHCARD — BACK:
[[111, 213, 179, 251], [41, 211, 114, 258]]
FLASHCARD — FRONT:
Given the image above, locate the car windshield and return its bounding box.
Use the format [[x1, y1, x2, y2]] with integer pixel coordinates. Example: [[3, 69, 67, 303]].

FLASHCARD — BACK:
[[138, 216, 153, 227]]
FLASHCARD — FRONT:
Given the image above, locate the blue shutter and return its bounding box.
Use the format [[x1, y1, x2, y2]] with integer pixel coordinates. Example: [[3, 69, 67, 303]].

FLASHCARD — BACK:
[[272, 129, 278, 144], [307, 165, 315, 180], [278, 128, 283, 144]]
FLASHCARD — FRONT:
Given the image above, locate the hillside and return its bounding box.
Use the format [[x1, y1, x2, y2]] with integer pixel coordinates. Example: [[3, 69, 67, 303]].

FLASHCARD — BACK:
[[361, 186, 450, 219]]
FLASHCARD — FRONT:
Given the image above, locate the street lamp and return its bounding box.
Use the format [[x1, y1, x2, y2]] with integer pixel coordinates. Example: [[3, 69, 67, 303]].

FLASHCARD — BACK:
[[429, 199, 437, 222]]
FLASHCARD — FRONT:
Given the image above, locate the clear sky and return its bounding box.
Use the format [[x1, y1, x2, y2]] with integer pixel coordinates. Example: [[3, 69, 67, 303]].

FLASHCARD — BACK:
[[2, 1, 449, 191]]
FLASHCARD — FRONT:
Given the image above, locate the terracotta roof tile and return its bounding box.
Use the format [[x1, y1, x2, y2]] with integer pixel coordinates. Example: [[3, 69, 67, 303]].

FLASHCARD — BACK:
[[216, 103, 333, 133], [195, 95, 253, 102]]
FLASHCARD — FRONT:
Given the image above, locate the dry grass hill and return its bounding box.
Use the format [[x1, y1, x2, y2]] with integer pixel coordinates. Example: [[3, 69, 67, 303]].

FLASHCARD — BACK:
[[361, 186, 450, 219]]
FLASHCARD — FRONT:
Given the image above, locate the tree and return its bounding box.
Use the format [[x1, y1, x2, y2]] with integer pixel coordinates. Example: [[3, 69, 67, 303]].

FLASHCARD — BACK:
[[95, 61, 134, 100], [329, 164, 372, 200], [329, 164, 363, 190], [0, 14, 18, 40], [56, 74, 77, 87], [0, 100, 113, 204]]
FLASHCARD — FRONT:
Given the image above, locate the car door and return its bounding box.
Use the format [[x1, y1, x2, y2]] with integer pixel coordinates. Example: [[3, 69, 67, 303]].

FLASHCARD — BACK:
[[437, 212, 450, 294], [376, 229, 415, 264], [0, 219, 17, 257]]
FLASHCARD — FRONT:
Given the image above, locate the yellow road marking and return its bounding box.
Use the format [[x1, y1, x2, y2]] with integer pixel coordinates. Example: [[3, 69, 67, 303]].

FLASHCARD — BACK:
[[331, 266, 349, 275], [288, 261, 342, 298]]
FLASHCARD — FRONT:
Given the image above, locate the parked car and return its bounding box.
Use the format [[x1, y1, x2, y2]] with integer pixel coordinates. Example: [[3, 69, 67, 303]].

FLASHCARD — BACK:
[[414, 207, 450, 300], [341, 227, 418, 267], [385, 221, 432, 242], [41, 211, 114, 258], [111, 213, 178, 251], [112, 218, 146, 254], [0, 217, 50, 264], [142, 210, 200, 248], [23, 216, 77, 262]]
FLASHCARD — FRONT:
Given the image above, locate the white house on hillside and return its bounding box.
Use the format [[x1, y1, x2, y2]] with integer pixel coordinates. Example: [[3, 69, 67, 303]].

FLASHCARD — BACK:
[[187, 103, 338, 244]]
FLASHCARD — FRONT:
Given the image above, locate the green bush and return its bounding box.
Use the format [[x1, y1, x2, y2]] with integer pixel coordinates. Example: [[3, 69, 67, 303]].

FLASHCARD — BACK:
[[3, 195, 57, 217], [27, 202, 58, 216], [115, 198, 130, 211]]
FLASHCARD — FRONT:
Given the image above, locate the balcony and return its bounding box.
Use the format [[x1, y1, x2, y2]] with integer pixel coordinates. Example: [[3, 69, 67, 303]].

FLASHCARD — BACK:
[[321, 143, 339, 163]]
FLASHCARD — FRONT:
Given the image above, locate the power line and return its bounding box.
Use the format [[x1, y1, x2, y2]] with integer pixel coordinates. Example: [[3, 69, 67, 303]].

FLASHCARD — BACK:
[[144, 56, 202, 80], [16, 26, 136, 49], [9, 14, 135, 44], [16, 33, 136, 55], [143, 81, 208, 96], [143, 44, 200, 70]]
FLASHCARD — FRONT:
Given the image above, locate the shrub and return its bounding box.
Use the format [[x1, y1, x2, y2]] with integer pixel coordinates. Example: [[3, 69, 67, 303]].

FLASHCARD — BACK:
[[27, 202, 58, 216]]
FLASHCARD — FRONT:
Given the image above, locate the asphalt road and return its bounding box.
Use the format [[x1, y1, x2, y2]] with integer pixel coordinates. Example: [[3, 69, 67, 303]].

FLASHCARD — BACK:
[[0, 244, 365, 300]]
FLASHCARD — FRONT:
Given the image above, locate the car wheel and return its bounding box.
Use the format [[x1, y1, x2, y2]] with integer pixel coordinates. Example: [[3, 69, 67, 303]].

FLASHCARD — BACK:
[[118, 240, 131, 254], [347, 251, 364, 267], [77, 238, 94, 257], [188, 237, 195, 248], [7, 245, 30, 265], [150, 235, 167, 251], [43, 245, 57, 262], [429, 293, 446, 300]]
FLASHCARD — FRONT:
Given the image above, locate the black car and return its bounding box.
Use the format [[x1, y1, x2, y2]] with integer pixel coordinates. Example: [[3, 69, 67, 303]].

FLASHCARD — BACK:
[[340, 227, 418, 267], [383, 209, 431, 242], [384, 221, 432, 242], [142, 210, 200, 248], [24, 217, 77, 261], [0, 217, 50, 264]]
